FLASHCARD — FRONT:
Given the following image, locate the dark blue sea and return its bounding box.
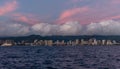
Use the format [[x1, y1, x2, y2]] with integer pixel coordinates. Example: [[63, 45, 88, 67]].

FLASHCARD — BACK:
[[0, 46, 120, 69]]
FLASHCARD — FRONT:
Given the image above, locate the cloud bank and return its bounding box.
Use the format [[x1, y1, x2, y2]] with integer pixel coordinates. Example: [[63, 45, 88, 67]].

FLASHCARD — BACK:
[[0, 20, 120, 36]]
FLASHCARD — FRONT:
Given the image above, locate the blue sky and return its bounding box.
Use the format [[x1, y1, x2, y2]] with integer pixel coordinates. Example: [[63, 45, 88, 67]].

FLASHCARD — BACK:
[[0, 0, 120, 36], [0, 0, 120, 24]]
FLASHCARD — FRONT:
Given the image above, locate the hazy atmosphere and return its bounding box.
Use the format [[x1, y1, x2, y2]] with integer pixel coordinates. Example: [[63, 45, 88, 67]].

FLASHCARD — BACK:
[[0, 0, 120, 36]]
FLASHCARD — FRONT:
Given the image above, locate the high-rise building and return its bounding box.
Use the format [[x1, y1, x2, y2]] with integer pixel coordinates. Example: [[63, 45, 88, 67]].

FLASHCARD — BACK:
[[92, 39, 98, 45], [75, 39, 79, 45], [102, 40, 106, 45], [48, 40, 53, 46], [106, 40, 112, 45]]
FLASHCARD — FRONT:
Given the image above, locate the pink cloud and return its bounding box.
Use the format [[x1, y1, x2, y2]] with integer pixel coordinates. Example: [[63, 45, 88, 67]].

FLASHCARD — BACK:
[[102, 15, 120, 21], [58, 7, 89, 24], [13, 14, 40, 25], [0, 0, 17, 16], [57, 0, 120, 25], [111, 0, 120, 4], [71, 0, 83, 3]]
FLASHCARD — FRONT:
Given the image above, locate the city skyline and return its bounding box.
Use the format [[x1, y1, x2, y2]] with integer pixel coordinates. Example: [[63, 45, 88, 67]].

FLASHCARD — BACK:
[[0, 0, 120, 36], [0, 38, 118, 46]]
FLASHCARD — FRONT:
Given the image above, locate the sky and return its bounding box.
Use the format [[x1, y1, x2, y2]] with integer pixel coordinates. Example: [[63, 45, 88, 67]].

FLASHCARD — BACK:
[[0, 0, 120, 36]]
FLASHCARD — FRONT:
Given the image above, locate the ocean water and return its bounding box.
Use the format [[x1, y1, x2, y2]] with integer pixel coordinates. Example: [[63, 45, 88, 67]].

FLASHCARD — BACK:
[[0, 46, 120, 69]]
